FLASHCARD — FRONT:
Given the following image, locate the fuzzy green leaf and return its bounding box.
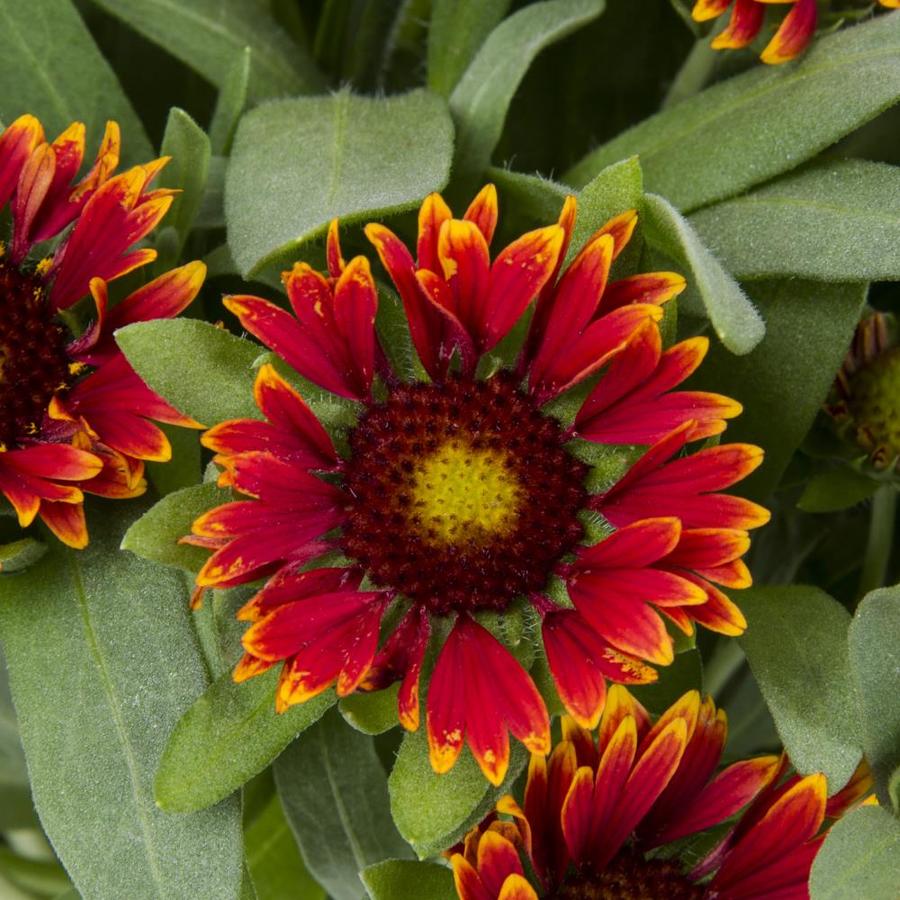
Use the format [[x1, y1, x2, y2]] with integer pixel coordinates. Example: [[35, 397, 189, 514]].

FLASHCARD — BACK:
[[0, 0, 151, 164], [226, 89, 454, 277], [275, 709, 412, 900], [116, 319, 263, 426], [122, 483, 230, 573], [570, 157, 644, 261], [428, 0, 511, 96], [389, 729, 527, 858], [210, 48, 251, 155], [737, 586, 863, 792], [0, 538, 46, 574], [245, 791, 325, 900], [361, 860, 454, 900], [0, 504, 243, 899], [691, 280, 866, 498], [810, 805, 900, 900], [449, 0, 605, 184], [340, 685, 401, 736], [848, 586, 900, 811], [85, 0, 323, 100], [159, 108, 211, 254], [566, 14, 900, 211], [641, 193, 764, 354], [155, 668, 335, 813], [690, 161, 900, 281]]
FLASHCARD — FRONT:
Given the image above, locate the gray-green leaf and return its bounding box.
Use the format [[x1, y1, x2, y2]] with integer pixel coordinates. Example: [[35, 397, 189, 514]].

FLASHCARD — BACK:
[[389, 728, 526, 858], [690, 161, 900, 281], [225, 89, 454, 277], [275, 709, 413, 900], [737, 585, 863, 792], [566, 13, 900, 212], [0, 504, 243, 899], [116, 319, 263, 426], [810, 805, 900, 900], [85, 0, 323, 101], [361, 860, 454, 900], [641, 193, 764, 355], [427, 0, 511, 96], [691, 280, 866, 498], [848, 586, 900, 811], [155, 667, 336, 813], [0, 0, 151, 164], [449, 0, 605, 184]]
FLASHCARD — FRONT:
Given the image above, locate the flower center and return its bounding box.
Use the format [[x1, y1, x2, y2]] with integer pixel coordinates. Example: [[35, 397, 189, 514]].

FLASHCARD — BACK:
[[409, 438, 523, 546], [0, 260, 72, 448], [848, 346, 900, 465], [341, 375, 587, 615], [553, 853, 704, 900]]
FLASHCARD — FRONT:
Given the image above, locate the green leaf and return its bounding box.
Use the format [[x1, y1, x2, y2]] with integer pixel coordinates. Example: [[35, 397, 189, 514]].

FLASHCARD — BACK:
[[690, 161, 900, 281], [810, 805, 900, 900], [691, 280, 866, 498], [389, 728, 527, 858], [0, 538, 46, 574], [565, 14, 900, 211], [85, 0, 324, 101], [848, 586, 900, 811], [641, 193, 764, 355], [158, 108, 211, 254], [570, 157, 644, 261], [210, 48, 251, 155], [427, 0, 511, 96], [0, 648, 34, 831], [116, 319, 263, 426], [489, 167, 570, 228], [340, 684, 401, 735], [245, 791, 325, 900], [361, 860, 454, 900], [737, 585, 863, 792], [0, 0, 151, 165], [0, 504, 243, 899], [155, 667, 335, 813], [226, 89, 454, 277], [275, 709, 413, 900], [449, 0, 605, 184], [146, 424, 202, 498], [122, 483, 230, 572], [797, 465, 879, 513]]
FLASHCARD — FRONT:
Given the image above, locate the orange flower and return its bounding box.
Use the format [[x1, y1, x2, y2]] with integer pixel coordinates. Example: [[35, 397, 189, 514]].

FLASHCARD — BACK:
[[186, 188, 763, 784], [0, 115, 204, 548], [451, 687, 872, 899]]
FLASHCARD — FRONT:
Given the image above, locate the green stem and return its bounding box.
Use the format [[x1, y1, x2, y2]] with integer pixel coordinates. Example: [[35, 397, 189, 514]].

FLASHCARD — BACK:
[[662, 38, 719, 109], [858, 485, 897, 598]]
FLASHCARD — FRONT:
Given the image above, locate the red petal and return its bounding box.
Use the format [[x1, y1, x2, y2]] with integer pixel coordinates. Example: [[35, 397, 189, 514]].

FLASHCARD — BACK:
[[485, 225, 564, 352], [38, 499, 88, 549], [761, 0, 817, 64], [712, 0, 765, 49], [464, 184, 499, 245]]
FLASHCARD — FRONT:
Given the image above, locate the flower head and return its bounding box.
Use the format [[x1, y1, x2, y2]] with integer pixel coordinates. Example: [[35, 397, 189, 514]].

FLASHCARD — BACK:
[[0, 115, 204, 548], [450, 686, 872, 899], [826, 311, 900, 474], [187, 187, 766, 784], [693, 0, 818, 64]]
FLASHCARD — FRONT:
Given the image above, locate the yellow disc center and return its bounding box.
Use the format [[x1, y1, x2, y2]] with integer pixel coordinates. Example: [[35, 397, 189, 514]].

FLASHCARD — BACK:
[[409, 438, 523, 546]]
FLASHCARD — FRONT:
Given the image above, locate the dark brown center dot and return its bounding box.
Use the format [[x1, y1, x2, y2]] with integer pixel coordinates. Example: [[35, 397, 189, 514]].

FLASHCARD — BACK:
[[341, 374, 587, 615], [0, 260, 72, 448], [553, 854, 704, 900]]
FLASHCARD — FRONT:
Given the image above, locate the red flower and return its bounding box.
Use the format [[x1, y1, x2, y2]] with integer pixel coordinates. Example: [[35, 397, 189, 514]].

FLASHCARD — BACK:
[[450, 686, 872, 900], [188, 187, 764, 784], [692, 0, 818, 64], [0, 115, 204, 548]]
